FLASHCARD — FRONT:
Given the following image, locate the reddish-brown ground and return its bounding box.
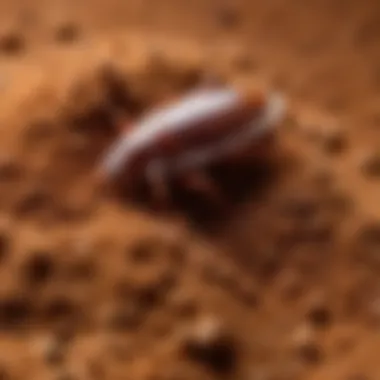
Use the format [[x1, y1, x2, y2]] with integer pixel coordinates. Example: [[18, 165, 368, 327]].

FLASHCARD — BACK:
[[0, 1, 380, 379]]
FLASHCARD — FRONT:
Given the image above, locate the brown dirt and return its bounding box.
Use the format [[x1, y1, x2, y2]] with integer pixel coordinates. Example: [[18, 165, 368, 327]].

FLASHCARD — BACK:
[[0, 0, 380, 379]]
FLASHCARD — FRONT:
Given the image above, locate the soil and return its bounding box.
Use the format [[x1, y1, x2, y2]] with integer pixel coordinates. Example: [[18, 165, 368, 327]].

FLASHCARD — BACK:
[[0, 0, 380, 379]]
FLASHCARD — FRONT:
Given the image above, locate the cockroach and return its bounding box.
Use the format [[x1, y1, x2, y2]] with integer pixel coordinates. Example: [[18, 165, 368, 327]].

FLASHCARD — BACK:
[[97, 86, 286, 208]]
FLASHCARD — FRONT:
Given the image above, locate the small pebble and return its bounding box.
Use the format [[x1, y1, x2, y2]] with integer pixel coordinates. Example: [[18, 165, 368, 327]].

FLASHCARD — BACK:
[[291, 321, 325, 364], [181, 315, 238, 374], [60, 238, 96, 280], [38, 335, 66, 366], [292, 323, 314, 347]]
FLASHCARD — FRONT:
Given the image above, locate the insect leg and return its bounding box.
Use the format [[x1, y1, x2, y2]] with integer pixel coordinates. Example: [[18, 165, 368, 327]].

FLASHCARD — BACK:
[[145, 160, 172, 210], [178, 169, 227, 209]]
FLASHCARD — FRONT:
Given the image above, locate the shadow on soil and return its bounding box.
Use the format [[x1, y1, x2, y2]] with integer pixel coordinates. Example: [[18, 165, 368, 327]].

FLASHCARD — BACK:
[[109, 155, 289, 234]]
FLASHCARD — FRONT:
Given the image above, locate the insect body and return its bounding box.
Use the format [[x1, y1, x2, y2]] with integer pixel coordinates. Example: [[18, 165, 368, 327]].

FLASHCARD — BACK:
[[97, 86, 286, 208]]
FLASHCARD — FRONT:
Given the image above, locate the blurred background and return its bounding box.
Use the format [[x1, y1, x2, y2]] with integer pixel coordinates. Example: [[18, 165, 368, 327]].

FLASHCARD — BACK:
[[0, 0, 379, 379]]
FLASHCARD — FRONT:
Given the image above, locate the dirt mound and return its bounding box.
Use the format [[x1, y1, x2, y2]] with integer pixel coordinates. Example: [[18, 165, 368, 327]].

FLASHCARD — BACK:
[[0, 1, 380, 379]]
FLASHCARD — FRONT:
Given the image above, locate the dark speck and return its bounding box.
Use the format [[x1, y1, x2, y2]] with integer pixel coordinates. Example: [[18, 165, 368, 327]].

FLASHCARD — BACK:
[[346, 374, 370, 380], [0, 366, 9, 380], [22, 251, 55, 285], [106, 305, 142, 331], [279, 193, 320, 220], [307, 305, 332, 328], [321, 129, 346, 154], [54, 23, 80, 44], [297, 342, 323, 364], [135, 285, 162, 310], [0, 296, 32, 328], [0, 231, 10, 262], [0, 157, 22, 181], [25, 120, 55, 143], [357, 222, 380, 246], [216, 6, 241, 29], [15, 185, 51, 216], [360, 152, 380, 178], [55, 371, 77, 380], [44, 297, 77, 322], [0, 31, 25, 55], [129, 239, 158, 263], [99, 64, 143, 116]]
